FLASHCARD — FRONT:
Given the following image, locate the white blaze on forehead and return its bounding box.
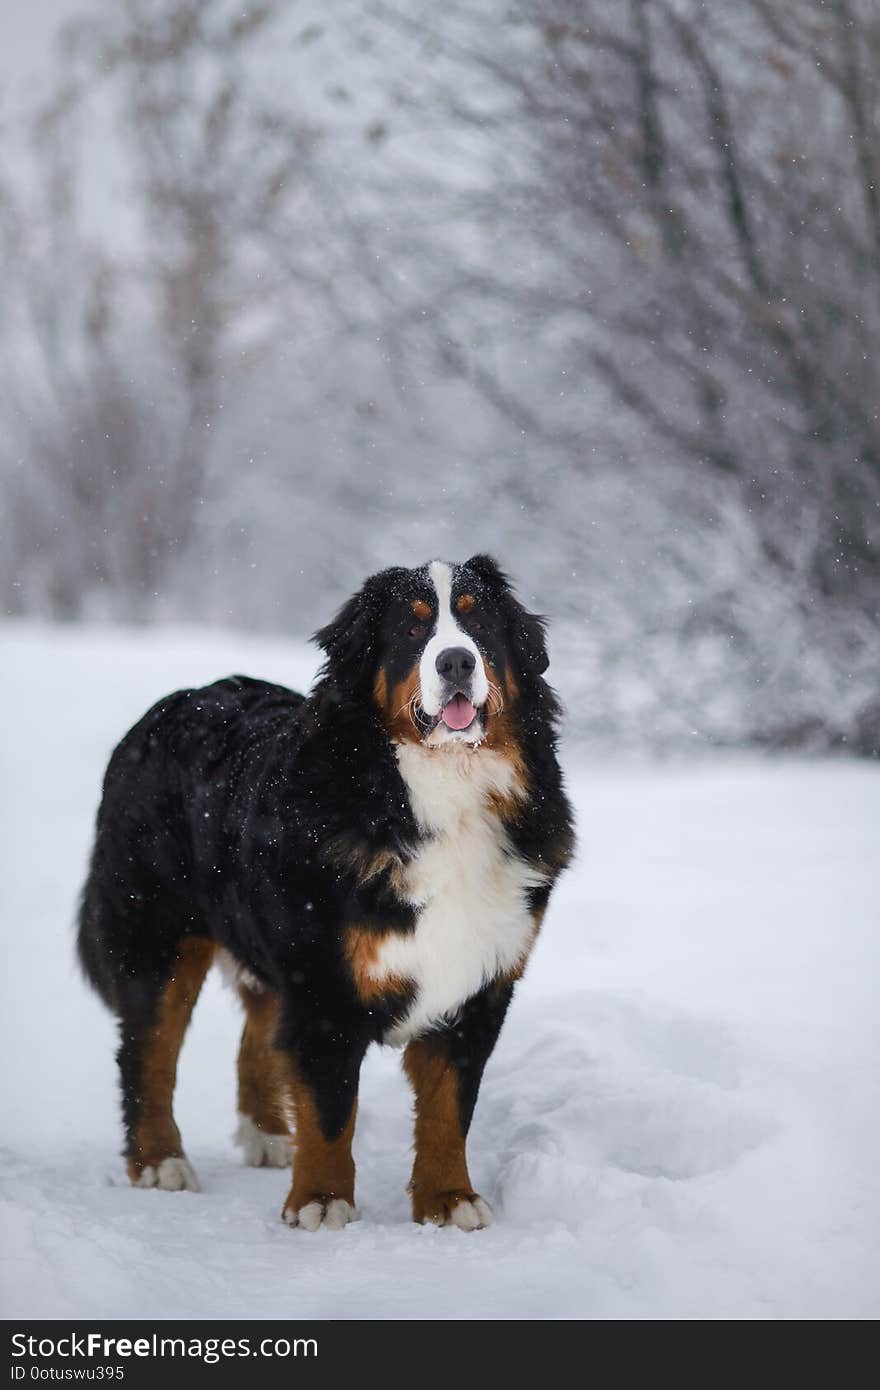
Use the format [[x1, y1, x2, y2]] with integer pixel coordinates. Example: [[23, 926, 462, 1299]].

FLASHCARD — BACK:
[[428, 560, 454, 621], [418, 560, 489, 717]]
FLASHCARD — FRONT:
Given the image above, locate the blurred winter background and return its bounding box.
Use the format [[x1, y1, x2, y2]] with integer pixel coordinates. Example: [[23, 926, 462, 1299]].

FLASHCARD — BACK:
[[2, 0, 878, 754], [2, 3, 880, 1321]]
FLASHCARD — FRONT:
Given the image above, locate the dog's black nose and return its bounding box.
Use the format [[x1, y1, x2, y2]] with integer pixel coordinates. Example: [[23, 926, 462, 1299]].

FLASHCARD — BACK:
[[435, 647, 476, 685]]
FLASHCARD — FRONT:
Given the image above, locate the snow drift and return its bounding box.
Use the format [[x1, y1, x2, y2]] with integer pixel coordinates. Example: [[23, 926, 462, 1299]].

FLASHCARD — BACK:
[[0, 621, 877, 1319]]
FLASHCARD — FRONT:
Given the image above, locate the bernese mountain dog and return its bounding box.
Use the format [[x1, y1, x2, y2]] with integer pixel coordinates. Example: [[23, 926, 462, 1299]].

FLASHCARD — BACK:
[[78, 555, 574, 1231]]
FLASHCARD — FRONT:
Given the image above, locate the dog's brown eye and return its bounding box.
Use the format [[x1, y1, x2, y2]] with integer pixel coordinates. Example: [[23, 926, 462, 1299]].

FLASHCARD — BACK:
[[408, 622, 426, 638]]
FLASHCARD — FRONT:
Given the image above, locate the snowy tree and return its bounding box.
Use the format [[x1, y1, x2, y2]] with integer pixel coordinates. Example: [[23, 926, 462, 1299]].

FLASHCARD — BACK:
[[0, 0, 877, 750], [1, 0, 340, 615]]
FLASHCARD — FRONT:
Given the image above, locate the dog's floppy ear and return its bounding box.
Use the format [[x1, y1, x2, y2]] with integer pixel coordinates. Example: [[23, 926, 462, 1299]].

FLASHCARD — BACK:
[[313, 567, 407, 692], [313, 577, 382, 692], [465, 553, 550, 676]]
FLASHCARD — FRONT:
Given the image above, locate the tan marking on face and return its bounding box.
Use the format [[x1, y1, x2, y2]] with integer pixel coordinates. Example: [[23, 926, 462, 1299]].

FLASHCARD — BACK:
[[411, 599, 432, 621], [344, 925, 412, 1003], [455, 593, 475, 614], [374, 661, 423, 744], [281, 1057, 358, 1219], [479, 661, 528, 809], [404, 1036, 475, 1224], [237, 986, 288, 1136], [126, 936, 214, 1180]]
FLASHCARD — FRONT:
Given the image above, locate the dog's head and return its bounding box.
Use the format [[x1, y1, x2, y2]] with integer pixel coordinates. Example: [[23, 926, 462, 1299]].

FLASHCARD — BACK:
[[313, 555, 549, 747]]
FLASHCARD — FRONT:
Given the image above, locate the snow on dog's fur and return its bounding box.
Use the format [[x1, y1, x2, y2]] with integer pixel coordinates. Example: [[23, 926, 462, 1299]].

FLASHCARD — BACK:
[[77, 555, 574, 1231]]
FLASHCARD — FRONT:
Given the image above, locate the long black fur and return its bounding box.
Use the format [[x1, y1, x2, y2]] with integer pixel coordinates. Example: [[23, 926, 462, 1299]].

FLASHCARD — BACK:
[[78, 555, 574, 1155]]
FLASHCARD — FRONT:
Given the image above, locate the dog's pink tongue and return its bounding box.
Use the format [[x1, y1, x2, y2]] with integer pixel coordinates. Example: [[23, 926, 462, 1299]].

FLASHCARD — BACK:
[[441, 694, 476, 730]]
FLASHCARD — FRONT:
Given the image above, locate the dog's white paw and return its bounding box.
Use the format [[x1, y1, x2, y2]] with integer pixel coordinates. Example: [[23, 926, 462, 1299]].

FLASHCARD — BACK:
[[136, 1156, 200, 1192], [235, 1114, 292, 1168], [448, 1195, 493, 1231], [282, 1197, 358, 1231], [415, 1190, 493, 1229]]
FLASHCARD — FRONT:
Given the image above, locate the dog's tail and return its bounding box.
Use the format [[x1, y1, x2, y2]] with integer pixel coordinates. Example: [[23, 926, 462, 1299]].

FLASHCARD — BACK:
[[76, 866, 120, 1012]]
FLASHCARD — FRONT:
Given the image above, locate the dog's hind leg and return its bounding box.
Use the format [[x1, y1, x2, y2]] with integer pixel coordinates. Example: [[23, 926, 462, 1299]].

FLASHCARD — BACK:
[[117, 936, 215, 1191], [234, 986, 292, 1169]]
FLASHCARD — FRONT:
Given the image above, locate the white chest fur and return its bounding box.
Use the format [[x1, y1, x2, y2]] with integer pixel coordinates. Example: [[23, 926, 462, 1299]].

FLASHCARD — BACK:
[[374, 742, 547, 1046]]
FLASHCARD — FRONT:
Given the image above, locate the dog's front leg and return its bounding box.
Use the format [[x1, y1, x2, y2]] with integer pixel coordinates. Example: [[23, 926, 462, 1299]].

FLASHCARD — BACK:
[[403, 980, 513, 1230], [279, 1030, 368, 1231]]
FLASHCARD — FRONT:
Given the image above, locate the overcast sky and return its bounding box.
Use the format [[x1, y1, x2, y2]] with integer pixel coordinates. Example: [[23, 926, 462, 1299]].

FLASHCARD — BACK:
[[1, 2, 80, 83]]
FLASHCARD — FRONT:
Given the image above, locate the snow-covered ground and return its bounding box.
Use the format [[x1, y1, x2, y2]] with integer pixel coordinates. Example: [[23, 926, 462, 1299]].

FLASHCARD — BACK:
[[1, 620, 877, 1320]]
